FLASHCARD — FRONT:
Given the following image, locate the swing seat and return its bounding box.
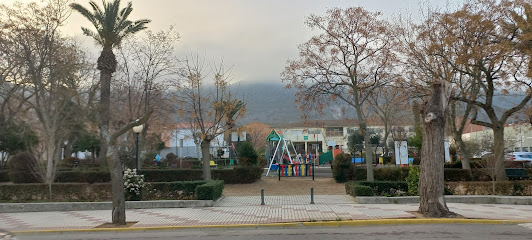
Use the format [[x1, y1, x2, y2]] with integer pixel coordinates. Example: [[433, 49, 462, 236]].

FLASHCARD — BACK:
[[270, 164, 279, 170]]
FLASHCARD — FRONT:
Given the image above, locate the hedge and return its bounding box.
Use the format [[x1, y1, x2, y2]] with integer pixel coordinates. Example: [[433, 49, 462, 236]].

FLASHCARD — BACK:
[[141, 166, 263, 184], [0, 183, 113, 202], [443, 169, 472, 181], [212, 166, 263, 184], [8, 171, 39, 183], [55, 171, 111, 183], [195, 180, 224, 200], [353, 185, 374, 196], [140, 169, 203, 182], [446, 180, 532, 196], [351, 181, 409, 196], [0, 180, 225, 202], [0, 170, 9, 182]]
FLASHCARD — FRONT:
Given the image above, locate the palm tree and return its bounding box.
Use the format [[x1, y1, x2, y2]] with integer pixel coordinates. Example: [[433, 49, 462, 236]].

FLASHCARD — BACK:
[[70, 0, 150, 225]]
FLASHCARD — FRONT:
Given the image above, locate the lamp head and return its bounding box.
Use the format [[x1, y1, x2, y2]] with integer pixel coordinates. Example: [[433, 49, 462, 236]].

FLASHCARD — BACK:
[[133, 124, 144, 133]]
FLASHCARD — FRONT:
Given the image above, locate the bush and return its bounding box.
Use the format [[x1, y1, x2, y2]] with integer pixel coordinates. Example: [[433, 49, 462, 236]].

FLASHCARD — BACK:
[[406, 166, 420, 195], [444, 161, 463, 168], [0, 170, 9, 182], [444, 169, 472, 181], [145, 181, 207, 200], [381, 156, 393, 165], [140, 169, 203, 182], [332, 153, 354, 183], [412, 157, 421, 165], [237, 141, 258, 166], [353, 168, 367, 181], [213, 166, 263, 184], [55, 171, 111, 183], [353, 185, 374, 196], [354, 181, 409, 196], [195, 180, 224, 200], [0, 183, 113, 202], [8, 152, 39, 183], [374, 167, 409, 181]]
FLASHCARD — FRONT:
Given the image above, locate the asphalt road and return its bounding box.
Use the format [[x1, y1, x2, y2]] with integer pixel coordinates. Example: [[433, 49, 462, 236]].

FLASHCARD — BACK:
[[14, 224, 532, 240]]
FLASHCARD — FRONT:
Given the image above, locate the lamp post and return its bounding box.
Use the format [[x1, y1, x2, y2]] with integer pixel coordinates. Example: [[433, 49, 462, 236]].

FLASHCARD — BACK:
[[62, 140, 69, 160], [133, 123, 144, 170]]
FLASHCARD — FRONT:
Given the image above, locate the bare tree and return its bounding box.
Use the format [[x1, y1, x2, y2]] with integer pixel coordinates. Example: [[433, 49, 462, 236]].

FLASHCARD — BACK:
[[282, 7, 398, 181], [176, 55, 245, 180]]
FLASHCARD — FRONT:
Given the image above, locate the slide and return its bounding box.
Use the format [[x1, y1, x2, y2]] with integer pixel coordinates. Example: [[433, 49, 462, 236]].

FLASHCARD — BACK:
[[283, 155, 292, 163]]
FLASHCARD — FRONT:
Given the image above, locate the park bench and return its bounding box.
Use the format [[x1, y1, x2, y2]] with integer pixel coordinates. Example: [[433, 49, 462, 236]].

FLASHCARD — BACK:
[[505, 168, 530, 180]]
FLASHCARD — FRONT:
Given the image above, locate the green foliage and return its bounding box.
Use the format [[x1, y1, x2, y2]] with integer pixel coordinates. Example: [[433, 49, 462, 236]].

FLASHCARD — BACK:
[[0, 120, 39, 155], [72, 132, 99, 153], [353, 185, 374, 196], [140, 166, 263, 184], [374, 167, 409, 181], [55, 171, 111, 183], [407, 125, 423, 151], [0, 183, 113, 202], [195, 180, 224, 200], [212, 166, 263, 184], [444, 169, 472, 181], [347, 130, 381, 154], [332, 153, 354, 183], [354, 181, 409, 196], [0, 170, 9, 182], [237, 141, 258, 166], [143, 181, 208, 200], [8, 152, 39, 183], [406, 166, 420, 195], [444, 161, 463, 169]]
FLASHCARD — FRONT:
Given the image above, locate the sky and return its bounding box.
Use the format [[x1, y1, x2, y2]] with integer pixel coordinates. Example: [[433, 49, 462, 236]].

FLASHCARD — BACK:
[[5, 0, 463, 83]]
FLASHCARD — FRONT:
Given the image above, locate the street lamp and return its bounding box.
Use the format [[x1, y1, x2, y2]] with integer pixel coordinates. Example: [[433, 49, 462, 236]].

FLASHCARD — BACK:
[[133, 123, 144, 170], [62, 140, 69, 160]]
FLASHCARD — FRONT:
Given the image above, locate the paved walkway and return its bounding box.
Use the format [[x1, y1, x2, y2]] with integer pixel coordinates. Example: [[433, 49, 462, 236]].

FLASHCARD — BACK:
[[1, 195, 532, 231]]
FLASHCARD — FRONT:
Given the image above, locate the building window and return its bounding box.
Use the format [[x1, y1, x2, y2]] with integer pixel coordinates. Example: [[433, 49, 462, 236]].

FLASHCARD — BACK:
[[515, 147, 521, 152], [290, 130, 303, 135], [326, 127, 343, 137], [308, 129, 321, 134], [179, 139, 184, 147], [523, 147, 529, 152]]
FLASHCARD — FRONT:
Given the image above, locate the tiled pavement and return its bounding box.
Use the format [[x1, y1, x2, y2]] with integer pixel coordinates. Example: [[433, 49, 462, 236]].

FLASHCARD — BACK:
[[0, 195, 531, 231]]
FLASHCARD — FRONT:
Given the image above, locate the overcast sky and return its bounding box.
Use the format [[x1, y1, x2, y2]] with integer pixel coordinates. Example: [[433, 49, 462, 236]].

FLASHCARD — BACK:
[[7, 0, 463, 83]]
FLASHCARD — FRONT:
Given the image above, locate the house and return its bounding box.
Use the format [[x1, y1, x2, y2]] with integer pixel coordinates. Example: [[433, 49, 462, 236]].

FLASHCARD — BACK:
[[159, 122, 226, 159], [274, 119, 412, 155], [462, 120, 532, 153]]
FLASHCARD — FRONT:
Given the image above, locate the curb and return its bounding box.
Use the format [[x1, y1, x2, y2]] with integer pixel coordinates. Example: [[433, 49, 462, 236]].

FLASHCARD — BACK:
[[356, 195, 532, 205], [12, 219, 531, 235]]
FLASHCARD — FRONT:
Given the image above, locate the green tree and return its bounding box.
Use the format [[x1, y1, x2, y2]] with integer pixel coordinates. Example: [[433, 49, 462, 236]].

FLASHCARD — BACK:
[[407, 125, 422, 152], [237, 141, 258, 166], [70, 0, 150, 225], [0, 120, 38, 166], [347, 131, 381, 154]]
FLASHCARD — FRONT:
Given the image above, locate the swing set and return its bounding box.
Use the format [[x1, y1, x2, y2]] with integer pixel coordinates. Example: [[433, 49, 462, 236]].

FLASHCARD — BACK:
[[266, 130, 314, 179]]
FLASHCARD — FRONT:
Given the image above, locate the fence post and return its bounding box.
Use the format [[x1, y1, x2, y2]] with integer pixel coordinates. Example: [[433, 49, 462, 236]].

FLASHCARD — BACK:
[[312, 160, 315, 181], [310, 187, 315, 204], [261, 189, 265, 205], [278, 164, 281, 181]]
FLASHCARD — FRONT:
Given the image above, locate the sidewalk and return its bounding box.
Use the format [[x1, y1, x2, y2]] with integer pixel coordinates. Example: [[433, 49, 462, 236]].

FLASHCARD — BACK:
[[1, 195, 532, 232]]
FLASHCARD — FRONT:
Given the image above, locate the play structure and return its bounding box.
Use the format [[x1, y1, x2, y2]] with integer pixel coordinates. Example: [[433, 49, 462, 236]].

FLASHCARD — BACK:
[[266, 130, 314, 177]]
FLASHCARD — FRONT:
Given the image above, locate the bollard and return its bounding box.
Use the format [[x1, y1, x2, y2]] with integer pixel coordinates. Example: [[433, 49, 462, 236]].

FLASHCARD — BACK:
[[310, 187, 315, 204], [278, 165, 281, 181], [312, 160, 315, 181], [261, 189, 265, 205]]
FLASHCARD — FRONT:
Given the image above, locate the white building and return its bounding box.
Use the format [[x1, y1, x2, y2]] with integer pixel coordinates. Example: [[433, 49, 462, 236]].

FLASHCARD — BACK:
[[160, 122, 226, 159]]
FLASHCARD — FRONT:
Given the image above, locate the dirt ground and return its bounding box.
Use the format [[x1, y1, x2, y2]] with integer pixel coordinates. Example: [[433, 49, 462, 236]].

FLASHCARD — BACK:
[[223, 177, 346, 196]]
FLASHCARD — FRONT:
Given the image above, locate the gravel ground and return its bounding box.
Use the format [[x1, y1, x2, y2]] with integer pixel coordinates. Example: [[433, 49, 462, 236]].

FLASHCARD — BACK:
[[223, 177, 346, 196]]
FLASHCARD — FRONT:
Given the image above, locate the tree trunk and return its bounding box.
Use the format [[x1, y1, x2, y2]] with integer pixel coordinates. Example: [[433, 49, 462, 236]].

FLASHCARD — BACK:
[[201, 140, 212, 180], [419, 82, 454, 217], [455, 133, 471, 170], [361, 125, 374, 181], [97, 49, 115, 164], [492, 126, 506, 181], [107, 142, 126, 225]]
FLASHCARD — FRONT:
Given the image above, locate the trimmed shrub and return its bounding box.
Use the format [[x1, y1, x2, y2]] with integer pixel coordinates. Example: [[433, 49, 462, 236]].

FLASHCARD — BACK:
[[8, 152, 39, 183], [354, 168, 367, 181], [213, 166, 263, 184], [406, 166, 420, 195], [332, 153, 354, 183], [195, 180, 224, 200], [374, 167, 409, 181], [55, 171, 111, 183], [381, 156, 393, 165], [444, 161, 463, 169], [354, 181, 409, 196], [353, 185, 374, 196], [0, 170, 9, 182], [444, 169, 472, 181], [0, 183, 112, 202], [140, 169, 203, 182], [144, 181, 208, 200], [446, 180, 532, 196]]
